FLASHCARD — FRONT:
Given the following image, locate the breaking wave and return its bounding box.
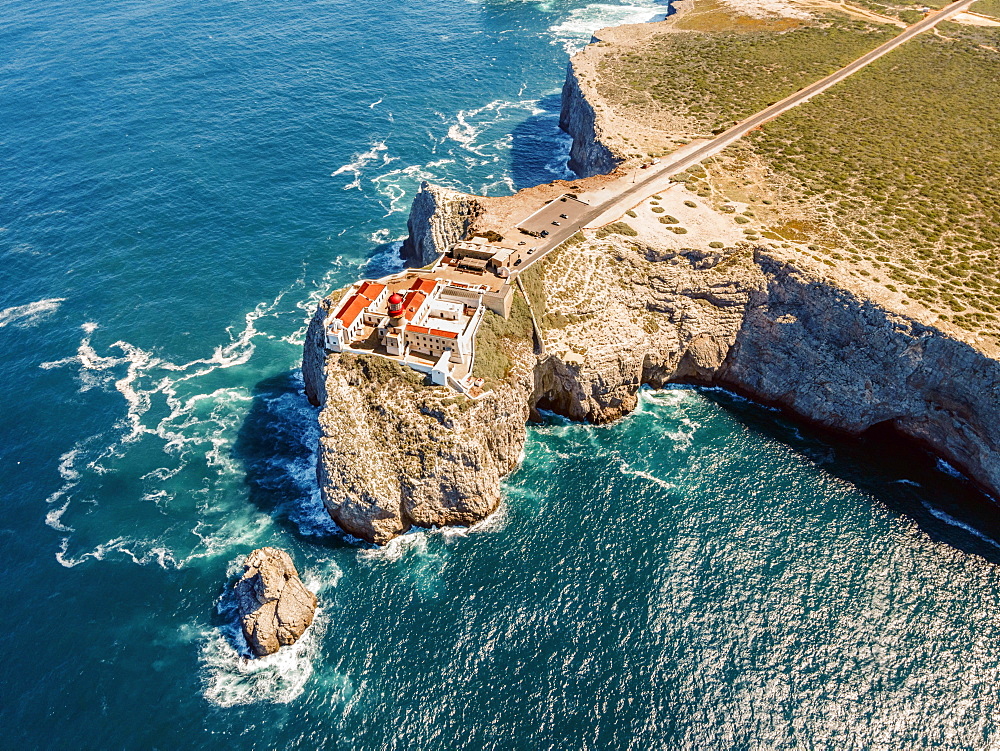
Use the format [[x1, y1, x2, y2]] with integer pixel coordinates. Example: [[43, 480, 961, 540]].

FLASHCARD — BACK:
[[331, 141, 393, 190], [549, 1, 669, 54], [922, 503, 1000, 551], [36, 282, 341, 569], [0, 297, 65, 329], [200, 563, 338, 707]]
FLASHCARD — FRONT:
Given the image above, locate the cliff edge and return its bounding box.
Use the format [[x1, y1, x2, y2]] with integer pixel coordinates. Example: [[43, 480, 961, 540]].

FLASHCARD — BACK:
[[303, 308, 534, 544]]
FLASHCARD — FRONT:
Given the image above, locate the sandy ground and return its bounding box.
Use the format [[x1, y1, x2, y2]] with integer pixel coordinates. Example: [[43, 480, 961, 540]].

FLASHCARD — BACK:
[[625, 184, 750, 249], [952, 10, 1000, 24], [720, 0, 812, 19]]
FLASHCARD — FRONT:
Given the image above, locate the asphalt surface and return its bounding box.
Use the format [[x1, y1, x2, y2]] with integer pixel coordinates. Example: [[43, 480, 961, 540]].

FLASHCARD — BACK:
[[514, 0, 976, 273], [516, 195, 591, 238]]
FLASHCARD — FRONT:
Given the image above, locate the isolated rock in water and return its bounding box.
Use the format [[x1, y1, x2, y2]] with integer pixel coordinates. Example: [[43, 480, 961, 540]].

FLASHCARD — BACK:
[[235, 547, 317, 657]]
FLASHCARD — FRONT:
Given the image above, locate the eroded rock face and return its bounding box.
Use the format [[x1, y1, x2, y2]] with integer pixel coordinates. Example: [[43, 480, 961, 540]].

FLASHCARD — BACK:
[[306, 46, 1000, 544], [718, 250, 1000, 496], [400, 182, 485, 267], [235, 547, 317, 657], [304, 203, 1000, 547], [560, 63, 624, 178], [304, 350, 533, 545]]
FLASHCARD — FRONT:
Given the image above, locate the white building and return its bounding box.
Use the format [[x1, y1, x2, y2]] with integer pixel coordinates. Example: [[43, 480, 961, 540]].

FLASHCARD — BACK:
[[326, 275, 487, 379], [326, 280, 388, 352]]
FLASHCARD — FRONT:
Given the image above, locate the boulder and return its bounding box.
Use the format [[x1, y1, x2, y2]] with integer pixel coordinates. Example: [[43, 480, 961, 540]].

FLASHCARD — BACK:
[[235, 547, 317, 657]]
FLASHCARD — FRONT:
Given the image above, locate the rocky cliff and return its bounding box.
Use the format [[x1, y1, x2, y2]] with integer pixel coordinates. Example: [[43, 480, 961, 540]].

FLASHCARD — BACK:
[[400, 182, 485, 267], [718, 252, 1000, 498], [532, 235, 1000, 498], [304, 24, 1000, 544], [303, 307, 534, 544], [305, 193, 1000, 544], [559, 62, 625, 178]]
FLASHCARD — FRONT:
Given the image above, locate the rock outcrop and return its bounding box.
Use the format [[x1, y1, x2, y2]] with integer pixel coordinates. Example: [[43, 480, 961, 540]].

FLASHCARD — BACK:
[[235, 547, 317, 657], [305, 199, 1000, 545], [718, 251, 1000, 497], [400, 182, 485, 267], [303, 332, 533, 544]]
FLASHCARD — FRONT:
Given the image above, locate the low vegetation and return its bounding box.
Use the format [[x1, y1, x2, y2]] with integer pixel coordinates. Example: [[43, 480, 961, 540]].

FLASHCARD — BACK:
[[472, 295, 533, 384], [671, 0, 806, 32], [735, 29, 1000, 338], [849, 0, 948, 23], [472, 257, 550, 384], [595, 221, 638, 238], [596, 6, 1000, 343], [972, 0, 1000, 17], [349, 354, 424, 386], [597, 16, 895, 135]]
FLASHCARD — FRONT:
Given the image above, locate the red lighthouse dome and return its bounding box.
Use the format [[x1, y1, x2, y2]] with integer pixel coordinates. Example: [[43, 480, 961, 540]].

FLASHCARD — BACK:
[[387, 292, 405, 318]]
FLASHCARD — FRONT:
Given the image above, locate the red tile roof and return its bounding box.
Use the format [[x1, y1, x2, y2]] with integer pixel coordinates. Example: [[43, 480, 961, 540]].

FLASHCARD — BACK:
[[335, 294, 368, 328], [401, 291, 427, 321], [356, 281, 386, 300], [334, 281, 386, 329], [406, 324, 458, 340], [409, 278, 437, 294]]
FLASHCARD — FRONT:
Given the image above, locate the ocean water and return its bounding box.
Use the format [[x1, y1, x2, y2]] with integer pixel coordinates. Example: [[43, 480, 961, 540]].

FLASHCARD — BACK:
[[3, 0, 1000, 747]]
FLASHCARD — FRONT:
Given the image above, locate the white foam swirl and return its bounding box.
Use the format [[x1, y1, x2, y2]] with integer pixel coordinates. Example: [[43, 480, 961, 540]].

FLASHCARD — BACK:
[[0, 297, 65, 328]]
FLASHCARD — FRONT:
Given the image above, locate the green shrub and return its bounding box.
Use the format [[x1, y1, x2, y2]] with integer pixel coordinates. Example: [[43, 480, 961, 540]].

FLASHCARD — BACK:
[[651, 206, 665, 214], [595, 221, 638, 238]]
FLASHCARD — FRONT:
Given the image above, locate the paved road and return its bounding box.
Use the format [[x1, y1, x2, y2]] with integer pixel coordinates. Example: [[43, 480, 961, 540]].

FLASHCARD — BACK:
[[515, 0, 976, 272]]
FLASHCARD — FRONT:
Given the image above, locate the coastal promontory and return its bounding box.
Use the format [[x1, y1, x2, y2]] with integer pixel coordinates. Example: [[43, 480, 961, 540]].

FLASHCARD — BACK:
[[304, 0, 1000, 544]]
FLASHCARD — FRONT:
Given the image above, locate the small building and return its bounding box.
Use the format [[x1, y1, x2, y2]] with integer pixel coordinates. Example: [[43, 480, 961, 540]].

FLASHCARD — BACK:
[[450, 239, 528, 275]]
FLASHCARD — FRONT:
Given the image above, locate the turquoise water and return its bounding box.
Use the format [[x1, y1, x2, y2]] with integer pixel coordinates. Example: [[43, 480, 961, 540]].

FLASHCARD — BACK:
[[3, 0, 1000, 747]]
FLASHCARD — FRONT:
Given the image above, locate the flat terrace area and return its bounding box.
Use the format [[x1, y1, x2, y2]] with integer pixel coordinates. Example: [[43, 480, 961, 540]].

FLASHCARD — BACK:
[[429, 259, 510, 292], [346, 324, 472, 382], [515, 195, 591, 237], [370, 268, 495, 298]]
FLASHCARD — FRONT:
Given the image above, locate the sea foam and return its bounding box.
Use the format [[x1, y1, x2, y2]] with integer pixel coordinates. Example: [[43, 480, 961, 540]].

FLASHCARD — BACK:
[[549, 1, 668, 54], [0, 297, 65, 329], [201, 577, 329, 707]]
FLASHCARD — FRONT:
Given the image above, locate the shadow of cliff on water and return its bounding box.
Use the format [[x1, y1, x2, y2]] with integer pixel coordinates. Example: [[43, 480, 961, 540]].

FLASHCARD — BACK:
[[698, 387, 1000, 567], [232, 370, 360, 550], [509, 94, 578, 191]]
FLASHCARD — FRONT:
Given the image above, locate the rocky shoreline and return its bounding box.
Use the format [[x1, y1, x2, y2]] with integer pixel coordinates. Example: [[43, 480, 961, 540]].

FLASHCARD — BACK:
[[303, 21, 1000, 545]]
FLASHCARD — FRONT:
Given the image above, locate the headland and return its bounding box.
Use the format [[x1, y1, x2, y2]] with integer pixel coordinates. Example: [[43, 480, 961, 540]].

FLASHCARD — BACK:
[[304, 0, 1000, 544]]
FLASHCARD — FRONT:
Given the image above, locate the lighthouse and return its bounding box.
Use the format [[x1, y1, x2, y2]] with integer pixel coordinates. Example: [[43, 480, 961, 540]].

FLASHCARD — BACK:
[[387, 292, 405, 320]]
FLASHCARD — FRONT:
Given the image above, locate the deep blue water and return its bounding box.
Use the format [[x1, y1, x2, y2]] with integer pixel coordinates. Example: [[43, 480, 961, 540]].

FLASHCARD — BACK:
[[3, 0, 1000, 747]]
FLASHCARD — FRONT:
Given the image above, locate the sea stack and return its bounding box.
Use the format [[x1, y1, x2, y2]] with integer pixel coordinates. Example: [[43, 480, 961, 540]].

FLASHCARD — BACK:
[[234, 547, 317, 657]]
